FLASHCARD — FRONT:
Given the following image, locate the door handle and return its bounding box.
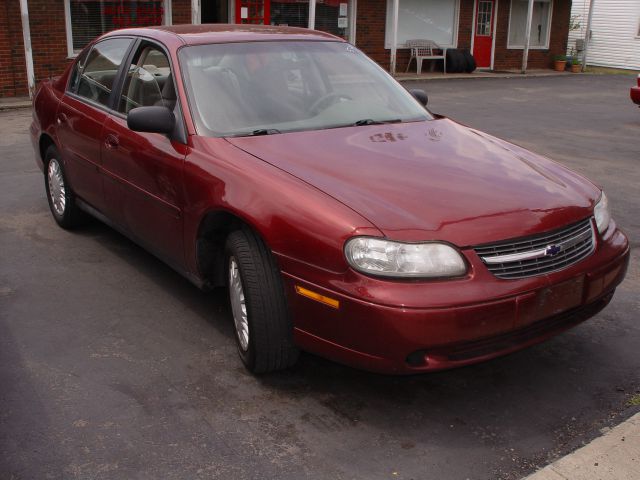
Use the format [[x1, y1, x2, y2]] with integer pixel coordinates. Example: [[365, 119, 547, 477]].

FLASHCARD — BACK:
[[104, 134, 119, 149], [57, 113, 67, 124]]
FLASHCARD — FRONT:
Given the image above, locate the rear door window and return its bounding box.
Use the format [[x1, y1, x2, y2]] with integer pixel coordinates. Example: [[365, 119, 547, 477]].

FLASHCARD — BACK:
[[76, 38, 133, 107], [67, 47, 90, 93]]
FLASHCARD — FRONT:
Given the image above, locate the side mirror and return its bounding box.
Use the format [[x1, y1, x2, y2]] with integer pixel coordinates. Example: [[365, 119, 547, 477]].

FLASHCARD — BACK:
[[409, 89, 428, 107], [127, 106, 175, 134]]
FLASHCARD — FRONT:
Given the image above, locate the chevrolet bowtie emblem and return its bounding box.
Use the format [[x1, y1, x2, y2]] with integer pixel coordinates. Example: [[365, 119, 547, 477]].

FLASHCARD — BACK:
[[545, 244, 562, 256]]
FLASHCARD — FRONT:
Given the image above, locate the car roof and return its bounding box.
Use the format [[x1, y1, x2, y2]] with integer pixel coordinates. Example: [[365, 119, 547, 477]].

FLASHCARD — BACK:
[[102, 24, 344, 47]]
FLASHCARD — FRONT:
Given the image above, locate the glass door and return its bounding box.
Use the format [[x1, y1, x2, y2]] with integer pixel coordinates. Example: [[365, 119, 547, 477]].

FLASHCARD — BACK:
[[314, 0, 350, 39], [472, 0, 495, 69]]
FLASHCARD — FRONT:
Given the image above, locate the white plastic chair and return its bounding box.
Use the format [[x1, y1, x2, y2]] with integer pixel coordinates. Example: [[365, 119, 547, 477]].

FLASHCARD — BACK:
[[405, 40, 446, 75]]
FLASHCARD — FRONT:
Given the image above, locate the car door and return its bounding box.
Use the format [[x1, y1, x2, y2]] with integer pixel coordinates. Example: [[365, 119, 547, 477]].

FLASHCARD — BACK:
[[56, 37, 134, 212], [101, 40, 187, 267]]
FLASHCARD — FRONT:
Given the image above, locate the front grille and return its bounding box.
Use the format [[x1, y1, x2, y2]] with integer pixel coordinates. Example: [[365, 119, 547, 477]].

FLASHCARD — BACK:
[[474, 218, 595, 280]]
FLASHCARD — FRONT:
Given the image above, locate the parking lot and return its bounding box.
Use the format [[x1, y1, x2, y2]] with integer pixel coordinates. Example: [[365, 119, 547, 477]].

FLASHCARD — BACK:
[[1, 74, 638, 480]]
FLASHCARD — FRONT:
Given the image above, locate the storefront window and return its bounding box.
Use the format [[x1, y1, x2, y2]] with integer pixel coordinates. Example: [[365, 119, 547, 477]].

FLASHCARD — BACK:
[[508, 0, 552, 48], [67, 0, 165, 53], [270, 0, 309, 28], [270, 0, 351, 40], [315, 0, 350, 39], [384, 0, 458, 48]]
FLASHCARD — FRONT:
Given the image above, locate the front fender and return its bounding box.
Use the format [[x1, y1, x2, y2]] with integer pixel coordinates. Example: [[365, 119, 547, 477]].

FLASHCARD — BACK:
[[183, 136, 382, 280]]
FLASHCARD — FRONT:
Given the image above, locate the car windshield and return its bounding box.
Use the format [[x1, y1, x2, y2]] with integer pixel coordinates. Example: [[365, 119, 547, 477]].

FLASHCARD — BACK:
[[179, 41, 431, 137]]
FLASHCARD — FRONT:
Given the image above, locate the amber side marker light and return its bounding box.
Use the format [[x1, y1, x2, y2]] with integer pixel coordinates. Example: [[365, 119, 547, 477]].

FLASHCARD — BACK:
[[295, 285, 340, 309]]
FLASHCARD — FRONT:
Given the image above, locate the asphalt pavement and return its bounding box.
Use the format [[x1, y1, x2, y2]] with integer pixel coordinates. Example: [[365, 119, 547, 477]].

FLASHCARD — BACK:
[[1, 74, 639, 480]]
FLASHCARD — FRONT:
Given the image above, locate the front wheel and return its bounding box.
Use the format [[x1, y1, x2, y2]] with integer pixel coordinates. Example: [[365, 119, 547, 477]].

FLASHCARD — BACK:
[[225, 229, 299, 373]]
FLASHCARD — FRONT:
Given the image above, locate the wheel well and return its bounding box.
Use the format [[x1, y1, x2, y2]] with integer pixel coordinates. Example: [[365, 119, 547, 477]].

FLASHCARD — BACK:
[[39, 134, 55, 163], [196, 211, 251, 288]]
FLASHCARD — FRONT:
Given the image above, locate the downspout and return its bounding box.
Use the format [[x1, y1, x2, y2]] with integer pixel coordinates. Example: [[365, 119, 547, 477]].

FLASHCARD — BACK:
[[581, 0, 595, 72], [521, 0, 535, 73], [19, 0, 35, 98], [390, 0, 399, 75]]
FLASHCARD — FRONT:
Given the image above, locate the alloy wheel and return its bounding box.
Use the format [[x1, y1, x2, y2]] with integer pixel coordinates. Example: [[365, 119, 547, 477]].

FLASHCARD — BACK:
[[47, 159, 66, 216], [229, 256, 249, 351]]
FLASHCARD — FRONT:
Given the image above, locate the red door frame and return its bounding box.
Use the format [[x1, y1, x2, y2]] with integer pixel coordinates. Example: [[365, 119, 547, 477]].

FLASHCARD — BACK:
[[235, 0, 271, 24], [472, 0, 496, 69]]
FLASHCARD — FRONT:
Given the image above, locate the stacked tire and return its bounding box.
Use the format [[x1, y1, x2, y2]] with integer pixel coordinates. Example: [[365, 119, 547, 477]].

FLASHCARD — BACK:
[[446, 49, 476, 73]]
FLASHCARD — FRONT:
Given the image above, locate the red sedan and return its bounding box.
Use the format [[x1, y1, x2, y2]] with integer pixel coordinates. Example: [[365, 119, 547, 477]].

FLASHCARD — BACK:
[[632, 75, 640, 106], [30, 25, 629, 374]]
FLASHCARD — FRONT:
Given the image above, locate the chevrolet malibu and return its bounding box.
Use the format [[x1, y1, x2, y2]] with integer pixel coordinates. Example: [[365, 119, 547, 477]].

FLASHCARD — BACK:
[[31, 25, 629, 374]]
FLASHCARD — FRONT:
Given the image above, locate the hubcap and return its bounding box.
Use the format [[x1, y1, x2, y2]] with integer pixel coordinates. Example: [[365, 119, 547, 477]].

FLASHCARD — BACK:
[[229, 257, 249, 351], [47, 159, 66, 216]]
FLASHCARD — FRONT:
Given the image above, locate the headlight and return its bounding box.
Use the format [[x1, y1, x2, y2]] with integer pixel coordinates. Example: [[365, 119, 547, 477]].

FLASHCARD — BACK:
[[344, 237, 467, 278], [594, 192, 611, 234]]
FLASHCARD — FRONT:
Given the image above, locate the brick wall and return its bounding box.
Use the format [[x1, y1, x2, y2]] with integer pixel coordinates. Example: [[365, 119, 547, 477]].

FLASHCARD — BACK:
[[458, 0, 474, 50], [0, 0, 192, 98], [0, 0, 28, 97], [0, 0, 570, 97], [29, 0, 72, 87], [173, 0, 192, 24]]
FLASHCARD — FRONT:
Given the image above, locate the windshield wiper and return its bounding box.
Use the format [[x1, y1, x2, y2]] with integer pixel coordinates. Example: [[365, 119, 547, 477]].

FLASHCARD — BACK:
[[229, 129, 282, 137], [353, 118, 402, 126], [251, 128, 281, 136]]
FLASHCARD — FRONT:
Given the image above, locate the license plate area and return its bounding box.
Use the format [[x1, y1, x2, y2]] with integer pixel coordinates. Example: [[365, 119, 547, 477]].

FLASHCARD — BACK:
[[516, 275, 585, 327]]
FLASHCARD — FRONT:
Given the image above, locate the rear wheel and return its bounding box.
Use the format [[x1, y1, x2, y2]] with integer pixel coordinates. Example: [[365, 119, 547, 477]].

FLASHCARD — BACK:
[[225, 229, 299, 373], [44, 145, 84, 229]]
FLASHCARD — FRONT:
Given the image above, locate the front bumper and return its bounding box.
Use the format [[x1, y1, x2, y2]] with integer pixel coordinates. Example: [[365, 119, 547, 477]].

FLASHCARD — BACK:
[[280, 224, 629, 374]]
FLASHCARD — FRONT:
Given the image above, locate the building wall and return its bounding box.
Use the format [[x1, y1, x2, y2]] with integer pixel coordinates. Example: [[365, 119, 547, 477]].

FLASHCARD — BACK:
[[0, 0, 192, 98], [173, 0, 192, 24], [569, 0, 640, 70], [354, 0, 475, 71], [492, 0, 571, 70], [355, 0, 570, 72], [0, 0, 28, 97], [1, 0, 572, 98], [29, 0, 71, 88]]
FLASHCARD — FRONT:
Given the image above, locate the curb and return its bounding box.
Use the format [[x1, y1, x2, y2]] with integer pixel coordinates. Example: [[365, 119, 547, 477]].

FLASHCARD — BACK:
[[523, 412, 640, 480], [0, 100, 32, 111], [396, 71, 576, 82]]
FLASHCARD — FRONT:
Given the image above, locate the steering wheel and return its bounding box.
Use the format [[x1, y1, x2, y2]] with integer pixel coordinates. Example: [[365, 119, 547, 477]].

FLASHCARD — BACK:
[[309, 92, 353, 115]]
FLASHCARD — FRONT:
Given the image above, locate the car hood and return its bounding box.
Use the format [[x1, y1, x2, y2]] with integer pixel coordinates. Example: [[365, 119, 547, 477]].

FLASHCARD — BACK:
[[226, 118, 600, 246]]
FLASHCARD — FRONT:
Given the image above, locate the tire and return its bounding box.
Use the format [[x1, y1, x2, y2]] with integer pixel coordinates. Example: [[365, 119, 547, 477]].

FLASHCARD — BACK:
[[445, 49, 464, 73], [225, 228, 299, 373], [44, 145, 84, 229], [461, 49, 477, 73]]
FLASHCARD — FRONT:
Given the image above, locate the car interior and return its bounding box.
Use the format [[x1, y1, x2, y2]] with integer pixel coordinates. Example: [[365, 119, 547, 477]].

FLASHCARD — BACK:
[[119, 46, 176, 114], [73, 40, 176, 115]]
